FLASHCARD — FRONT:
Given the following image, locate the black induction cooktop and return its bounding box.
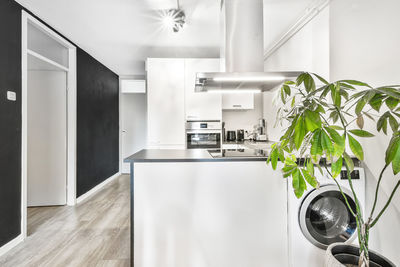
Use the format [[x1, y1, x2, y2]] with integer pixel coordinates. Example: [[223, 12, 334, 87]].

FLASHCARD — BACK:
[[208, 149, 268, 158]]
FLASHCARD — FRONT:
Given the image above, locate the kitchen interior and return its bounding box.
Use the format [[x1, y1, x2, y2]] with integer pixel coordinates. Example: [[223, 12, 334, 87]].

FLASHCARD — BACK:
[[1, 0, 400, 266]]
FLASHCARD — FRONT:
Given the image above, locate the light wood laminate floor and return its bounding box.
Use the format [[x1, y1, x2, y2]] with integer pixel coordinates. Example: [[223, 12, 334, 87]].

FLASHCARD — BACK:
[[0, 175, 130, 267]]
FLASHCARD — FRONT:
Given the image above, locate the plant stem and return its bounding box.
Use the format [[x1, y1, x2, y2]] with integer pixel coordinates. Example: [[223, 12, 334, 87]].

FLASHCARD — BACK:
[[346, 167, 364, 223], [371, 179, 400, 227], [369, 164, 389, 221], [324, 166, 357, 217]]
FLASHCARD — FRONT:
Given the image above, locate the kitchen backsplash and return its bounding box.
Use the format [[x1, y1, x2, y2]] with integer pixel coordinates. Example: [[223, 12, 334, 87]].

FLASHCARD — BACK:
[[222, 93, 263, 134]]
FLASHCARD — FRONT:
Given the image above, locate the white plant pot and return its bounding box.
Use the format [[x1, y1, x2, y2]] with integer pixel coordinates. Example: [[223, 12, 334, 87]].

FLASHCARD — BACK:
[[325, 243, 395, 267]]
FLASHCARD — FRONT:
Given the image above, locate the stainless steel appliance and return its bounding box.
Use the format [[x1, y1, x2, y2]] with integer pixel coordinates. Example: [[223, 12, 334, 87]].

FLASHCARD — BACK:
[[195, 0, 301, 93], [256, 119, 268, 141], [186, 121, 222, 149], [237, 129, 244, 142], [226, 131, 236, 142]]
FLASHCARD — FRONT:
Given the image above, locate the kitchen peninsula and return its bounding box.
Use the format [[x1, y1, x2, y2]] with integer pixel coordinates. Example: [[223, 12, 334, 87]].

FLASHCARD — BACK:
[[125, 149, 288, 267]]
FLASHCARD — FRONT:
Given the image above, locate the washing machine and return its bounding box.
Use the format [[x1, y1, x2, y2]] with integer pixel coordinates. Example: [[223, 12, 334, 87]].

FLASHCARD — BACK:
[[288, 166, 365, 267]]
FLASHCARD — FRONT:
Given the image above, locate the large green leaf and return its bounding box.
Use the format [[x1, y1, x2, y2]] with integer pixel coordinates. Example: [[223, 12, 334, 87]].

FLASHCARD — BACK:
[[325, 127, 345, 157], [377, 112, 391, 134], [331, 156, 343, 178], [392, 141, 400, 175], [301, 168, 319, 188], [304, 73, 316, 92], [321, 130, 334, 155], [329, 110, 339, 124], [325, 127, 345, 147], [385, 136, 400, 165], [340, 80, 372, 88], [296, 73, 307, 87], [310, 130, 323, 163], [339, 82, 356, 90], [283, 85, 291, 96], [334, 83, 341, 107], [304, 110, 321, 132], [348, 135, 364, 161], [386, 97, 399, 110], [343, 152, 354, 172], [349, 129, 374, 137], [270, 148, 278, 170], [321, 85, 331, 99], [306, 159, 314, 176], [355, 98, 367, 115], [356, 91, 376, 115], [294, 118, 306, 150], [312, 73, 329, 85], [292, 169, 305, 198], [369, 94, 384, 112], [281, 116, 298, 141], [389, 114, 399, 132], [375, 87, 400, 99], [329, 125, 344, 131]]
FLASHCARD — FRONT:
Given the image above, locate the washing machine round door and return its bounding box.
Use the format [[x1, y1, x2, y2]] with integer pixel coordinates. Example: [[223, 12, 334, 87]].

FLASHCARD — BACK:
[[299, 184, 358, 249]]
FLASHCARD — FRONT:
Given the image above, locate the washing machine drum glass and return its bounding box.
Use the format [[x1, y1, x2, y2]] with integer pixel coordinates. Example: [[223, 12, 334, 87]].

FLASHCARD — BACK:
[[299, 185, 358, 249]]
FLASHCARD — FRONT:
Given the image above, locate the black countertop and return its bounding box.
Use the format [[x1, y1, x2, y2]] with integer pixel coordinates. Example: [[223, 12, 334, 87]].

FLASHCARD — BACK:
[[124, 149, 269, 163], [124, 149, 361, 166]]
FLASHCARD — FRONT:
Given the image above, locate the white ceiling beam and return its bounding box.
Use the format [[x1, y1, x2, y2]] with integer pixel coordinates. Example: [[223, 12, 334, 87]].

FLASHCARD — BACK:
[[263, 0, 331, 61]]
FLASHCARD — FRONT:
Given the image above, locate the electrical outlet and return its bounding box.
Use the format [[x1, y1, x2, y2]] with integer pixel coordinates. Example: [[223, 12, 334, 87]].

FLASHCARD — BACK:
[[7, 91, 16, 101]]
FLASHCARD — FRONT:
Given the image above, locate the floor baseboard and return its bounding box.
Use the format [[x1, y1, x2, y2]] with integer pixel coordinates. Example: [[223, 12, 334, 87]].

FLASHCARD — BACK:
[[0, 234, 24, 258], [76, 172, 121, 204]]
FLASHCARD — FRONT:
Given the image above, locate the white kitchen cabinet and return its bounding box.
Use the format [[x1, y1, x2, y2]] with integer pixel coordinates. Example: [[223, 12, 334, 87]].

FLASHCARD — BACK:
[[222, 93, 254, 110], [146, 58, 185, 148], [184, 58, 222, 121]]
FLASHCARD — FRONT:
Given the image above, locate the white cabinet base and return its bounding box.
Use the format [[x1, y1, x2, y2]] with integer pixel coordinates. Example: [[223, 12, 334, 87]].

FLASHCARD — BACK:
[[134, 162, 288, 267]]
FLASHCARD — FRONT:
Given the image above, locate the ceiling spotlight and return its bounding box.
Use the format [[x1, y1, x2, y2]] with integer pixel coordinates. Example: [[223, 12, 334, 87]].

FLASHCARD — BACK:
[[162, 9, 185, 33]]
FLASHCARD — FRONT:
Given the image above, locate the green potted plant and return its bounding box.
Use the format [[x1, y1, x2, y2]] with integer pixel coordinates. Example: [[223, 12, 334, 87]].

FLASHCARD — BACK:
[[267, 72, 400, 267]]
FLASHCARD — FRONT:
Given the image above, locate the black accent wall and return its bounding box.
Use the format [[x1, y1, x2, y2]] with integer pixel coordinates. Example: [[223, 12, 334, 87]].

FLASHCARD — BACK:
[[0, 0, 22, 247], [77, 48, 119, 197], [0, 0, 119, 247]]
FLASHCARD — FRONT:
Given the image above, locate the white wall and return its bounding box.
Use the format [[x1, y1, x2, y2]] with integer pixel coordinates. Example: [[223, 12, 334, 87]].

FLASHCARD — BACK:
[[263, 7, 330, 141], [121, 93, 147, 173], [329, 0, 400, 264], [264, 0, 400, 263]]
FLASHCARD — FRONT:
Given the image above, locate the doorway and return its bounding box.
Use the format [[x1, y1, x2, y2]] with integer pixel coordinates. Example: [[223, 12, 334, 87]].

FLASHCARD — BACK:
[[21, 11, 77, 238], [120, 79, 147, 173], [27, 70, 67, 206]]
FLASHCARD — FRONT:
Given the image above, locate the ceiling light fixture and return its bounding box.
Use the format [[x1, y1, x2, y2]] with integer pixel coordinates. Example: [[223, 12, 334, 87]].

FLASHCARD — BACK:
[[161, 0, 185, 33]]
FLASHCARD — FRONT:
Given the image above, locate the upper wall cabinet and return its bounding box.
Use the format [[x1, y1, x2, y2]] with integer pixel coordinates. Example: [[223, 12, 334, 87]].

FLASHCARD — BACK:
[[146, 58, 185, 148], [222, 93, 254, 110], [184, 58, 221, 121]]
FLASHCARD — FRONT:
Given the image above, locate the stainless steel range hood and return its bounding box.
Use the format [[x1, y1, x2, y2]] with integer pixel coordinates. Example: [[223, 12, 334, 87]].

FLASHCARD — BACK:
[[195, 71, 301, 92], [195, 0, 301, 93]]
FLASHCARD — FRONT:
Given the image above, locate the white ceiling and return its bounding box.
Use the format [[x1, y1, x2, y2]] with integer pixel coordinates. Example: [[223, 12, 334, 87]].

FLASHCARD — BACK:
[[16, 0, 314, 75]]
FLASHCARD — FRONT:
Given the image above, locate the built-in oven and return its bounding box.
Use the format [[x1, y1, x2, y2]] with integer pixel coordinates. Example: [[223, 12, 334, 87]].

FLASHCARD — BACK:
[[186, 121, 222, 149]]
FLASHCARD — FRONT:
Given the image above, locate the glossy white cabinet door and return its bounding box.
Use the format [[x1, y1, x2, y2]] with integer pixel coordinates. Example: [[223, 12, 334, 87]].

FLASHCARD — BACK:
[[222, 93, 254, 110], [147, 58, 185, 147], [184, 58, 222, 121]]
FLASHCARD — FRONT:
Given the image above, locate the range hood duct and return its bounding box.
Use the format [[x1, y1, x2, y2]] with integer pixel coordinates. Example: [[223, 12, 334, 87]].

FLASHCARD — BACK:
[[195, 0, 301, 92]]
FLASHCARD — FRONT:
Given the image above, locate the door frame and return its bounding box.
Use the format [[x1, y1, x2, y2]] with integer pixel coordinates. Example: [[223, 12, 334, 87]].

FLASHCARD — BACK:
[[21, 11, 77, 239]]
